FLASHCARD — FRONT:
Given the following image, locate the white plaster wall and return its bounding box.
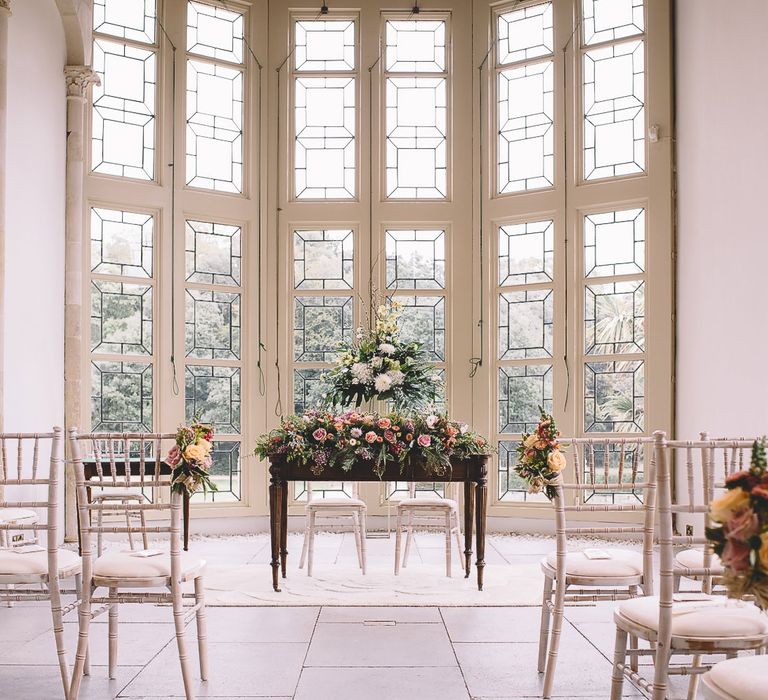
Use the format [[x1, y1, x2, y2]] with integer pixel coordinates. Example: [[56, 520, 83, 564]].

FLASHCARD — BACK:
[[4, 0, 67, 432], [675, 0, 768, 439]]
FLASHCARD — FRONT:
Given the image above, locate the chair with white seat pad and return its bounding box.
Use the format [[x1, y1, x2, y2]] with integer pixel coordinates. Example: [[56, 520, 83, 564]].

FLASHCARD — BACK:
[[0, 428, 82, 699], [299, 481, 367, 576], [394, 481, 464, 578], [538, 436, 657, 699], [68, 430, 208, 700], [702, 655, 768, 700], [0, 507, 39, 548], [609, 433, 768, 700]]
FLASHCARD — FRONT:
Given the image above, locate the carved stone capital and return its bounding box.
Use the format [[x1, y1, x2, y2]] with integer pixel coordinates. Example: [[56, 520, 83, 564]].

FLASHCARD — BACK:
[[64, 65, 100, 98], [0, 1, 10, 15]]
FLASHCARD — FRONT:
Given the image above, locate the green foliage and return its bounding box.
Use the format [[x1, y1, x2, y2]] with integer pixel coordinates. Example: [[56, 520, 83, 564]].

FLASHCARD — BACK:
[[513, 408, 565, 500]]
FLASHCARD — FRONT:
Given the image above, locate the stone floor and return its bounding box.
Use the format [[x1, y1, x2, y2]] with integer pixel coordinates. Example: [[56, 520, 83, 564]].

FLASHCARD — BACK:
[[0, 534, 712, 699]]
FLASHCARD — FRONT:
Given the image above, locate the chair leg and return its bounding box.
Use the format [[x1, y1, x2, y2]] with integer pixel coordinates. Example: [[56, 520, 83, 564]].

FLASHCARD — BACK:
[[542, 578, 566, 699], [306, 511, 316, 577], [108, 586, 118, 679], [97, 505, 103, 558], [351, 511, 363, 570], [537, 575, 554, 673], [299, 513, 310, 570], [359, 510, 367, 575], [172, 578, 196, 700], [629, 634, 639, 673], [686, 656, 701, 700], [48, 576, 69, 700], [394, 511, 402, 575], [453, 511, 465, 574], [69, 581, 93, 700], [194, 576, 209, 681], [139, 505, 149, 550], [403, 511, 414, 568], [124, 501, 135, 551], [610, 626, 628, 700], [444, 511, 452, 578]]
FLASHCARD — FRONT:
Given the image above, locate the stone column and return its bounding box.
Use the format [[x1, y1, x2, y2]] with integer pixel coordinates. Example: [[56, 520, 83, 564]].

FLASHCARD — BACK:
[[63, 65, 99, 540], [0, 0, 11, 432]]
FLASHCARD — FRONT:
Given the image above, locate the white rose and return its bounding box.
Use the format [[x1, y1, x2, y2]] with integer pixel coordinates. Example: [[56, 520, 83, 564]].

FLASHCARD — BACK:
[[426, 414, 439, 429], [374, 374, 392, 392]]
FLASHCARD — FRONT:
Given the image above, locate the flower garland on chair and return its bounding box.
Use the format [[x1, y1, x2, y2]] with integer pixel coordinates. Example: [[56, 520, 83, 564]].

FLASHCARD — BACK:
[[167, 421, 218, 496], [514, 409, 567, 500]]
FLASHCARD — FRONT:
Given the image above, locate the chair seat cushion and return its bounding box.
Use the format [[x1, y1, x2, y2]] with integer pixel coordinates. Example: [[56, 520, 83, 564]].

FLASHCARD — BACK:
[[307, 497, 366, 508], [0, 548, 80, 576], [92, 550, 205, 580], [675, 547, 722, 571], [617, 595, 768, 639], [92, 491, 146, 501], [0, 508, 38, 523], [705, 655, 768, 700], [544, 548, 643, 578], [398, 497, 458, 510]]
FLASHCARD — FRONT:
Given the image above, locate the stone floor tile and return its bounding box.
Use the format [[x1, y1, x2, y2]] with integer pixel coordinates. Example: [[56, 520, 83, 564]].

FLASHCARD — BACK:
[[441, 607, 543, 643], [0, 663, 141, 700], [318, 606, 442, 623], [189, 607, 320, 643]]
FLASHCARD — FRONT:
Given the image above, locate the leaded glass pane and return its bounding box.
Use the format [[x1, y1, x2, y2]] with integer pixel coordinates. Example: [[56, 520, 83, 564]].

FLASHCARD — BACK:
[[293, 296, 353, 362], [293, 229, 354, 290], [584, 40, 645, 180], [187, 1, 244, 64], [185, 289, 241, 360], [185, 365, 241, 434], [386, 229, 445, 290], [498, 220, 553, 286], [186, 60, 243, 193], [386, 77, 447, 199], [385, 481, 446, 501], [585, 281, 645, 355], [498, 440, 548, 502], [91, 208, 153, 278], [498, 289, 553, 360], [584, 360, 644, 433], [385, 20, 446, 73], [497, 60, 554, 193], [191, 441, 241, 502], [293, 368, 327, 413], [579, 442, 644, 505], [295, 77, 356, 199], [91, 281, 152, 355], [430, 368, 447, 411], [497, 2, 553, 66], [295, 20, 355, 72], [294, 481, 355, 501], [396, 296, 445, 362], [584, 208, 645, 278], [91, 360, 152, 432], [498, 364, 553, 434], [92, 39, 156, 180], [94, 0, 156, 44], [583, 0, 644, 46], [185, 220, 241, 286]]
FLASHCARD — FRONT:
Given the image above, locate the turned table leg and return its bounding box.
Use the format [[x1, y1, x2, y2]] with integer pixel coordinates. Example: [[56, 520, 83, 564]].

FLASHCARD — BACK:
[[463, 480, 474, 578], [280, 479, 288, 578], [475, 466, 488, 591], [269, 465, 282, 592]]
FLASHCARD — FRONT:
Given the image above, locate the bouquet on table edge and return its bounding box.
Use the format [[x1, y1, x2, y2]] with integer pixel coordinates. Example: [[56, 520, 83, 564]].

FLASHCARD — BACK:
[[255, 409, 491, 478], [513, 409, 567, 500], [321, 300, 440, 410], [706, 437, 768, 609], [166, 421, 218, 496]]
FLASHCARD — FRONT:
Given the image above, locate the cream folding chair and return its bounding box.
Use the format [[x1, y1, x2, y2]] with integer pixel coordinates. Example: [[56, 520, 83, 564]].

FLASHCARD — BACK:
[[68, 430, 208, 700], [0, 428, 82, 699], [538, 436, 657, 699], [702, 655, 768, 700], [299, 481, 367, 576], [394, 481, 464, 578], [610, 432, 768, 700]]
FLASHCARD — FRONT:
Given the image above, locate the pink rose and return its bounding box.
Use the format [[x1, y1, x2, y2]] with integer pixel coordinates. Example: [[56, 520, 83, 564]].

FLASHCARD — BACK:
[[417, 434, 431, 448], [312, 428, 327, 441], [166, 445, 181, 466], [725, 506, 759, 543], [378, 418, 392, 429], [365, 431, 378, 444], [350, 428, 362, 438], [384, 430, 396, 443], [721, 539, 751, 574]]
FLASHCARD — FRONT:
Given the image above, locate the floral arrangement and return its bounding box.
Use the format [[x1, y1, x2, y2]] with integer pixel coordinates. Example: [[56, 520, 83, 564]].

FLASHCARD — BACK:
[[166, 421, 218, 496], [513, 409, 567, 499], [321, 300, 439, 409], [706, 437, 768, 608], [255, 409, 491, 478]]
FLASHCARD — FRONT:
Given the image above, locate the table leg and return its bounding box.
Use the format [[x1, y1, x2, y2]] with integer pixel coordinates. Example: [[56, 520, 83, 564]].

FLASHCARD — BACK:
[[269, 467, 282, 592], [463, 480, 474, 578], [280, 480, 288, 578], [183, 494, 190, 552], [475, 468, 488, 591]]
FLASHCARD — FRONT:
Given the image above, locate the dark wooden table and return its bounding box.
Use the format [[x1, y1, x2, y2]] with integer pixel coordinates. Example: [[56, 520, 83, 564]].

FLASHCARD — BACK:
[[81, 459, 190, 552], [268, 454, 490, 592]]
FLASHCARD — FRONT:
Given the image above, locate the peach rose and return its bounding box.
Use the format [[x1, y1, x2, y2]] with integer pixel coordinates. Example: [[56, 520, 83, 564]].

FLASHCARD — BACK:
[[710, 487, 750, 524], [547, 449, 567, 473], [183, 444, 206, 462]]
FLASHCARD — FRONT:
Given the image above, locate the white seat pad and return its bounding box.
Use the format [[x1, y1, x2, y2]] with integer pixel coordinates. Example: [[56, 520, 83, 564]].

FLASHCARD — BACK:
[[0, 508, 38, 523], [706, 655, 768, 700], [92, 550, 205, 580], [617, 596, 768, 639], [544, 548, 643, 578], [675, 547, 722, 570], [398, 497, 458, 509], [307, 497, 366, 508], [0, 548, 80, 576], [92, 491, 145, 501]]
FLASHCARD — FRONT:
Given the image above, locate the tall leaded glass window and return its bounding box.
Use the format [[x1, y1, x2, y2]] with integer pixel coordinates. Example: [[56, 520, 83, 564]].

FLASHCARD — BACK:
[[91, 0, 157, 180], [293, 18, 357, 199], [384, 18, 448, 199]]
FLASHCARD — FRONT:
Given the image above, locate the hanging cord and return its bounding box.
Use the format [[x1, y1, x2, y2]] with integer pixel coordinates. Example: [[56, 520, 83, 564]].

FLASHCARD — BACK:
[[157, 18, 179, 395]]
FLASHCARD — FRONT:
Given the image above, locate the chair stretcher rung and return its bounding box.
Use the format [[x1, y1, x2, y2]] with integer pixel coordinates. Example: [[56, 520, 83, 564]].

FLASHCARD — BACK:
[[565, 526, 644, 535], [562, 504, 643, 512], [0, 501, 45, 509], [85, 525, 171, 534], [672, 536, 709, 545], [0, 523, 50, 531], [674, 566, 724, 577], [85, 502, 166, 512], [0, 479, 51, 486], [559, 482, 652, 490]]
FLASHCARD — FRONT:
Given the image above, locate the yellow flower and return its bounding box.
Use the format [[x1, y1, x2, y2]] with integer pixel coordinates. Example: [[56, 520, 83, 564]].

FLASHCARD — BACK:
[[759, 533, 768, 572], [524, 434, 538, 448], [184, 444, 206, 462], [709, 487, 750, 524], [547, 449, 567, 473], [196, 438, 212, 454]]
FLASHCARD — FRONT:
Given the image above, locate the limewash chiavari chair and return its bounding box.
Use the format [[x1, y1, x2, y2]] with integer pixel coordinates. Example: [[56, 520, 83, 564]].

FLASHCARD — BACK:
[[68, 430, 208, 700], [299, 481, 367, 576], [539, 436, 657, 699], [610, 433, 768, 700], [394, 481, 464, 578], [0, 428, 82, 699], [702, 654, 768, 700]]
